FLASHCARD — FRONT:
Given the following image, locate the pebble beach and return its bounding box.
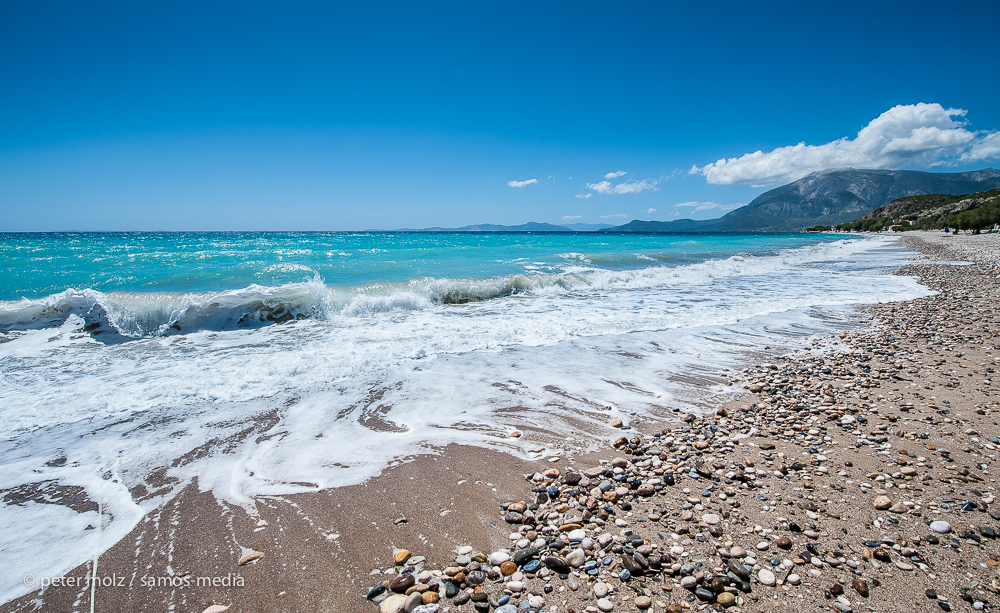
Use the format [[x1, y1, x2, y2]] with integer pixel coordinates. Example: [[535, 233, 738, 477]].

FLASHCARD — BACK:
[[360, 231, 1000, 613]]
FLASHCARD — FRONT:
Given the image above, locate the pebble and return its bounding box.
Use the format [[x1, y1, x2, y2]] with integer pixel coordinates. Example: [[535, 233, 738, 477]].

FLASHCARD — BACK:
[[873, 495, 893, 510], [786, 574, 801, 585], [597, 597, 615, 611], [388, 574, 415, 594], [403, 593, 422, 612], [634, 596, 652, 609], [701, 513, 720, 525], [565, 548, 586, 567], [930, 521, 952, 534], [488, 551, 510, 566], [380, 594, 407, 613], [757, 568, 776, 586], [717, 592, 736, 607], [394, 549, 411, 565]]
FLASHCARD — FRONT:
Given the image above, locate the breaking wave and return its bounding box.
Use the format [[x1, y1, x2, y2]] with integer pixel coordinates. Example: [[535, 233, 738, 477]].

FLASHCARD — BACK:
[[0, 238, 882, 339]]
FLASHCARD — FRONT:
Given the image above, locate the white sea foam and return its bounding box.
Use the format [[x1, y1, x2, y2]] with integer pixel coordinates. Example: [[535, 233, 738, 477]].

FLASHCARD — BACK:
[[0, 235, 931, 603]]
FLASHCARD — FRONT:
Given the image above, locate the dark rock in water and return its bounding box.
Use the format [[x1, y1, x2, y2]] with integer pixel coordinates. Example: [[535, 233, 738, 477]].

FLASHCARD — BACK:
[[389, 574, 415, 594], [366, 584, 386, 600], [727, 559, 750, 580], [513, 547, 540, 565], [852, 578, 869, 597], [522, 559, 541, 573]]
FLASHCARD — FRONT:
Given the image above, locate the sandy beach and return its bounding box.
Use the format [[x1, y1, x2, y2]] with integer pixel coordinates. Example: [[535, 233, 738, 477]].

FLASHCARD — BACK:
[[4, 231, 999, 613]]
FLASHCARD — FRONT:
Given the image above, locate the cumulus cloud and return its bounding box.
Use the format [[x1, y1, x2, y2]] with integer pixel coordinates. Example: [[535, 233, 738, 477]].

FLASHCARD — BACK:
[[600, 213, 629, 219], [507, 178, 538, 188], [673, 201, 745, 213], [691, 103, 1000, 186], [574, 193, 592, 199], [604, 170, 628, 179], [587, 178, 659, 195], [645, 208, 656, 214], [562, 215, 583, 220]]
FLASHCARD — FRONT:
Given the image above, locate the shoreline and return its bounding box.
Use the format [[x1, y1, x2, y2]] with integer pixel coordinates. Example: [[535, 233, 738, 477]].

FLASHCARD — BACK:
[[4, 231, 999, 613]]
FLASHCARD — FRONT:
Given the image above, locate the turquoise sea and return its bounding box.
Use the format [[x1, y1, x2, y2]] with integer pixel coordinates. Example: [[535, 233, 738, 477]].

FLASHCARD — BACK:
[[0, 231, 931, 603]]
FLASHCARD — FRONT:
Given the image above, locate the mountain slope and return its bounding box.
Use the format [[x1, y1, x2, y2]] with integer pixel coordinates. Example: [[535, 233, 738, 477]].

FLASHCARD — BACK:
[[602, 168, 1000, 232], [836, 188, 1000, 232]]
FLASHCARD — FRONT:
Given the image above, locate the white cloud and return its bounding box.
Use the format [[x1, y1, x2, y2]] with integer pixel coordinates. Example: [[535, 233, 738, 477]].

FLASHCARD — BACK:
[[587, 178, 659, 195], [963, 131, 1000, 162], [600, 213, 629, 218], [562, 215, 583, 220], [574, 193, 592, 199], [645, 208, 656, 214], [507, 178, 538, 188], [692, 103, 1000, 186], [673, 201, 745, 213], [604, 170, 628, 179]]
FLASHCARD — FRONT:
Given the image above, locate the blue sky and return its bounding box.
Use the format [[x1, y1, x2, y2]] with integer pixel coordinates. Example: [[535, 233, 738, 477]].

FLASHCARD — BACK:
[[1, 1, 999, 231]]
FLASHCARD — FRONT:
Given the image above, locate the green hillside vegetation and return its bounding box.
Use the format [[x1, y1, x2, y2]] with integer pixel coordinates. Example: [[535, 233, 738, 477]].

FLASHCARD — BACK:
[[835, 188, 1000, 234]]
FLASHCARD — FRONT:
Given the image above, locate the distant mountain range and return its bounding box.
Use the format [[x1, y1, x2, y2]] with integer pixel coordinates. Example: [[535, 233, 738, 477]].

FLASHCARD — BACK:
[[598, 168, 1000, 232], [383, 168, 1000, 233], [391, 222, 615, 232]]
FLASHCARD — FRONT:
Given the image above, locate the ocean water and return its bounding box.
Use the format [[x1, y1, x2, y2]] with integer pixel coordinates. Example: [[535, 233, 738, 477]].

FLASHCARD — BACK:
[[0, 231, 931, 603]]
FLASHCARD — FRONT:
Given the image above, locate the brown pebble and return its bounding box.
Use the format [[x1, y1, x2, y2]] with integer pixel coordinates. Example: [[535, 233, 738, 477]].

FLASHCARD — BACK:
[[852, 578, 869, 598], [393, 549, 411, 565], [500, 561, 516, 576]]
